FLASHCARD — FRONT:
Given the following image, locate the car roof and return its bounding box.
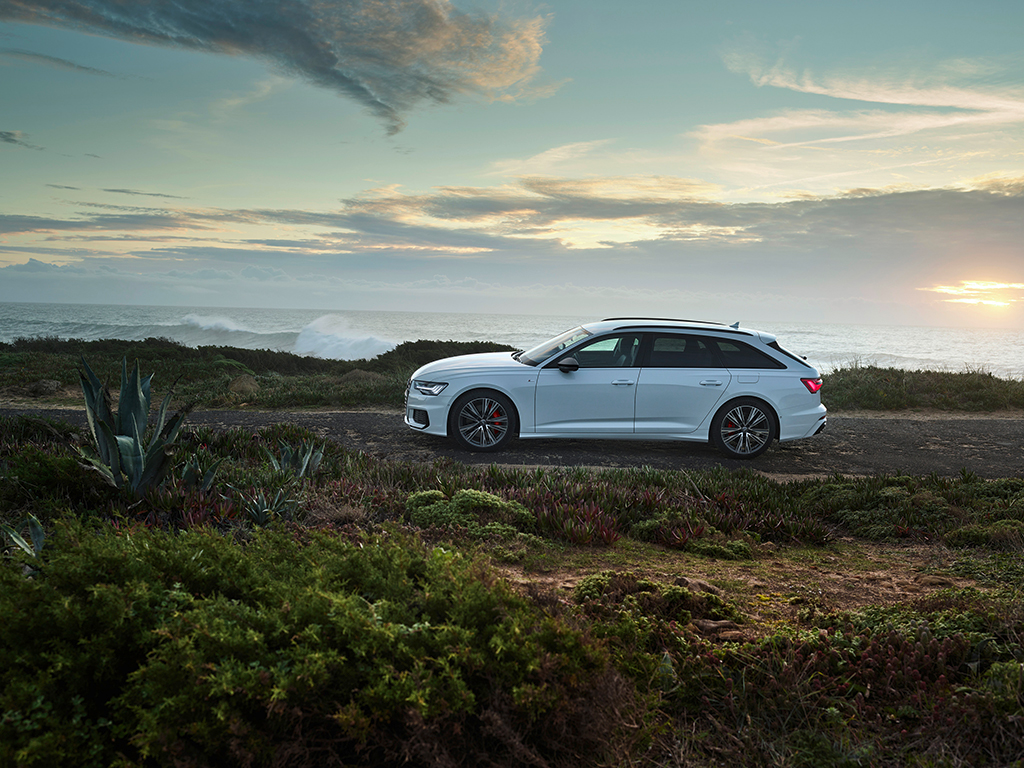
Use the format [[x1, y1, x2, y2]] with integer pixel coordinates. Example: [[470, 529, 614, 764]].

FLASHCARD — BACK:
[[584, 317, 769, 340]]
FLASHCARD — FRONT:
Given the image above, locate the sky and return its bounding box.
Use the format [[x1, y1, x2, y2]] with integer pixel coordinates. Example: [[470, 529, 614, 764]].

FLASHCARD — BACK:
[[2, 0, 1023, 329]]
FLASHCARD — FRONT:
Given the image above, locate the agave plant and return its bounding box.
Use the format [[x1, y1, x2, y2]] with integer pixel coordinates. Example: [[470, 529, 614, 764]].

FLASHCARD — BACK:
[[1, 513, 45, 558], [232, 486, 298, 527], [77, 357, 187, 495], [263, 439, 324, 479]]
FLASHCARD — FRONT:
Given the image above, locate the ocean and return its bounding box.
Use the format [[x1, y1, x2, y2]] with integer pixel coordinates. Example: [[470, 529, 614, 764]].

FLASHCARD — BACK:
[[1, 302, 1021, 380]]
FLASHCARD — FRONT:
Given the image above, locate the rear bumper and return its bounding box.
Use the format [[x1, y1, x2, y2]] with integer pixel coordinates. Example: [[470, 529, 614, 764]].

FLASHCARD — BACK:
[[779, 404, 827, 442]]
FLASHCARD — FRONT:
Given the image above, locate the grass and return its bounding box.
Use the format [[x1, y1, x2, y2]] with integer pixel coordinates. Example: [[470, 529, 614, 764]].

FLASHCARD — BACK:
[[2, 338, 1024, 766], [824, 363, 1024, 411]]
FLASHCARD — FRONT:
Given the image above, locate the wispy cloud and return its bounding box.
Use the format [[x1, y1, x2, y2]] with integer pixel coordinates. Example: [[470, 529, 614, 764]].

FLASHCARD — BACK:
[[0, 0, 554, 133], [101, 188, 188, 200], [692, 49, 1024, 196], [0, 47, 116, 76], [0, 129, 41, 149], [488, 140, 614, 176]]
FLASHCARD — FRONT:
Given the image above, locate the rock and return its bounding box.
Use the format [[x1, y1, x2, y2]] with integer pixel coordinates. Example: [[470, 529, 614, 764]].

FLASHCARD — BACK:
[[26, 380, 61, 397], [228, 374, 261, 395], [692, 619, 740, 635], [674, 576, 722, 596]]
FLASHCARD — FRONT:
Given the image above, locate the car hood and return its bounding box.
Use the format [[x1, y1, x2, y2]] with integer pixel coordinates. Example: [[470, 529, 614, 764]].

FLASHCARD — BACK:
[[411, 351, 524, 379]]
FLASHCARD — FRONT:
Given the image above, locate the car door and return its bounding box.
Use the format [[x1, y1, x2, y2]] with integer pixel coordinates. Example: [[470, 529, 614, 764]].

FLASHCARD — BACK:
[[534, 333, 641, 434], [634, 333, 731, 434]]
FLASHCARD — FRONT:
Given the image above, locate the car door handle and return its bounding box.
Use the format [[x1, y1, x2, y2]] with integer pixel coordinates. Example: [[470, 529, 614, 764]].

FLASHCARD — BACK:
[[612, 379, 636, 386], [699, 380, 723, 387]]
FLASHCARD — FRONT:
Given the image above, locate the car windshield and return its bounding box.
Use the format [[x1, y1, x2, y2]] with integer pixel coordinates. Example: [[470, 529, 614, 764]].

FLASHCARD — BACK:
[[517, 326, 592, 366]]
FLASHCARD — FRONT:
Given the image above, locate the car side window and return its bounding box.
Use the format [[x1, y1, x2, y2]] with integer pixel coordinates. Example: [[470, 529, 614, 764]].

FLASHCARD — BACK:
[[645, 334, 721, 368], [708, 339, 785, 369], [564, 334, 641, 368]]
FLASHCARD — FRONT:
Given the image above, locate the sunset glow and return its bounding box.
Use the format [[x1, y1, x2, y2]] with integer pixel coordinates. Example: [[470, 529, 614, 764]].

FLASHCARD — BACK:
[[920, 281, 1024, 308]]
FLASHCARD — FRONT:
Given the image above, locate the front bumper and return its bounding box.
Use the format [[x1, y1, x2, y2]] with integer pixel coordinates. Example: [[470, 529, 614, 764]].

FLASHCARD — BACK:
[[404, 382, 453, 437]]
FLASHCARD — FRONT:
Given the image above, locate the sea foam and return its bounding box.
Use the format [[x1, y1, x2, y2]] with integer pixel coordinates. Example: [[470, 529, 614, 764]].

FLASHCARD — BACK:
[[294, 315, 396, 360]]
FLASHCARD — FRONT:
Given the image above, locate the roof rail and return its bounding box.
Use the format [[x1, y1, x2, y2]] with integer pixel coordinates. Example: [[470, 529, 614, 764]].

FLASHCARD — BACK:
[[601, 317, 726, 326]]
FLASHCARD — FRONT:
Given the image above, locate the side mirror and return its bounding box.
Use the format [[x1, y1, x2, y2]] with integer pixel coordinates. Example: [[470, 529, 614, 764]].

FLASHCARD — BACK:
[[557, 356, 579, 373]]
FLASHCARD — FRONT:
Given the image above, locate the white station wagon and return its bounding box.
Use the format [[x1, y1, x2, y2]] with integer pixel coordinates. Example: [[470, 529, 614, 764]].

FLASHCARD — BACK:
[[404, 318, 827, 459]]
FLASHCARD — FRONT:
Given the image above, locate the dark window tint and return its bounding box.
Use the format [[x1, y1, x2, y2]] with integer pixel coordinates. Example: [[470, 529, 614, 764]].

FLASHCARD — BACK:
[[767, 340, 813, 368], [645, 335, 721, 368], [708, 338, 785, 369]]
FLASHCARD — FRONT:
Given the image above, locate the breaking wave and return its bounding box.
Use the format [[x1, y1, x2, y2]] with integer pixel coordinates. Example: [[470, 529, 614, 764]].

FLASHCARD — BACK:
[[0, 306, 397, 361]]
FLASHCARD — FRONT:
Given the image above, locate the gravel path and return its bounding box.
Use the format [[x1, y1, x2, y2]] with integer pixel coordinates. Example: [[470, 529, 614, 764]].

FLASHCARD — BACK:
[[4, 406, 1023, 479]]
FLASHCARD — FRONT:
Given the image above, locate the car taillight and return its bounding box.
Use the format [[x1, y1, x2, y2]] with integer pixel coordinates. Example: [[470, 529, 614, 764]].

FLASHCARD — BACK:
[[801, 377, 823, 394]]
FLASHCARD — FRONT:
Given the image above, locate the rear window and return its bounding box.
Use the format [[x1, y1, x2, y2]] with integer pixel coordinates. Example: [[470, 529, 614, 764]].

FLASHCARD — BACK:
[[767, 340, 814, 369], [708, 339, 785, 369]]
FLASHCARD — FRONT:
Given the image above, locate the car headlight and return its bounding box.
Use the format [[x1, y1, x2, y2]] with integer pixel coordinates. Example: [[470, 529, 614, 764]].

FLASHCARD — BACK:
[[412, 380, 448, 396]]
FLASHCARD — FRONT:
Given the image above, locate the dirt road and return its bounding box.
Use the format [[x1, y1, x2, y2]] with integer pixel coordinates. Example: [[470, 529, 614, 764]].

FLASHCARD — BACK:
[[5, 405, 1022, 479]]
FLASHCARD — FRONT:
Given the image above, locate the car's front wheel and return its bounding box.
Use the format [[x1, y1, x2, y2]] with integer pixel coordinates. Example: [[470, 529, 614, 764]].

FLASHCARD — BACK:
[[711, 398, 776, 459], [449, 391, 517, 452]]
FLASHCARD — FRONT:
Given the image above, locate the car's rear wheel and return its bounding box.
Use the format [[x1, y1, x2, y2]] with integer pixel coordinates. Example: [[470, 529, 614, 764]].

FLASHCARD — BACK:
[[711, 398, 776, 459], [449, 391, 517, 452]]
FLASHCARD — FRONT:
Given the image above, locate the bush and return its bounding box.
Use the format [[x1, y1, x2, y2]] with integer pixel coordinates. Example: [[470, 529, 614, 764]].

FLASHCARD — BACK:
[[406, 488, 536, 539], [945, 520, 1024, 551], [0, 521, 632, 767]]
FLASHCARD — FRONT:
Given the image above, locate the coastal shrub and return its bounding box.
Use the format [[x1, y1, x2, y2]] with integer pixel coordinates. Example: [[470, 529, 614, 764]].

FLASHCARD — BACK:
[[685, 537, 754, 560], [406, 488, 536, 539], [801, 473, 1024, 542], [945, 519, 1024, 551], [666, 615, 1024, 766], [822, 364, 1024, 411], [0, 521, 632, 767], [574, 572, 739, 625], [569, 571, 740, 689], [946, 553, 1024, 588], [629, 509, 707, 549], [0, 443, 113, 520]]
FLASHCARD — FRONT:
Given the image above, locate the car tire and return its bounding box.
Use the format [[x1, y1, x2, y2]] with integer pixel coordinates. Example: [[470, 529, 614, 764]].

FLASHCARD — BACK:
[[449, 390, 517, 452], [711, 398, 776, 459]]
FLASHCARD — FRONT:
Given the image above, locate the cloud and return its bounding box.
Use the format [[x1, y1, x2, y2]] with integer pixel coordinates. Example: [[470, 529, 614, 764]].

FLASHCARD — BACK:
[[0, 129, 41, 149], [241, 264, 288, 281], [6, 174, 1024, 264], [488, 140, 614, 176], [0, 0, 553, 133], [919, 280, 1024, 307], [692, 49, 1024, 196], [101, 188, 188, 199], [0, 47, 116, 75]]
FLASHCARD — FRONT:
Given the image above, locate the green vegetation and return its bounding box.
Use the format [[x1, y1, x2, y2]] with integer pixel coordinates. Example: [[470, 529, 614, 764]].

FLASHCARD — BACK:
[[824, 363, 1024, 411], [0, 336, 515, 409], [2, 341, 1024, 765], [1, 523, 621, 767], [3, 338, 1023, 411]]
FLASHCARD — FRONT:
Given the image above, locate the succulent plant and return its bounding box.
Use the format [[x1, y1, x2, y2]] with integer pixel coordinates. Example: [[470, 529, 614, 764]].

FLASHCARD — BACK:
[[77, 357, 187, 495]]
